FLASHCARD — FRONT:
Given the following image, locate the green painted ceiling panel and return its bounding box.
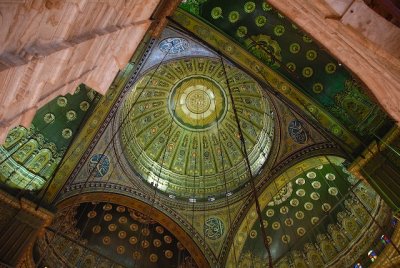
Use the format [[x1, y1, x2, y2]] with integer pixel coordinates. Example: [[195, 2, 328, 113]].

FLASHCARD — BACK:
[[32, 85, 98, 153], [0, 85, 99, 190], [180, 0, 390, 139]]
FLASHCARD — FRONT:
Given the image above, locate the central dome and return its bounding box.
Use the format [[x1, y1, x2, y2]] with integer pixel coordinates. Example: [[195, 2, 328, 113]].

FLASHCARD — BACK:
[[120, 57, 274, 202]]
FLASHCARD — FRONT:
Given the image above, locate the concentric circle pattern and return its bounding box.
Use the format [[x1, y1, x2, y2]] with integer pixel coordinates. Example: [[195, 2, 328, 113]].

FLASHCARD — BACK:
[[168, 76, 227, 131], [120, 57, 274, 201]]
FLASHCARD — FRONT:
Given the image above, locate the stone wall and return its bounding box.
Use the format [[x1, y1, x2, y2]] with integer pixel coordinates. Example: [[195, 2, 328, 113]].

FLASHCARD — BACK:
[[0, 0, 161, 142]]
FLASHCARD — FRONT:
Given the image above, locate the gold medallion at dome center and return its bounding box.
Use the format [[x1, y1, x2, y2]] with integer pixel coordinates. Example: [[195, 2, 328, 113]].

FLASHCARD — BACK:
[[186, 88, 211, 114], [168, 76, 227, 131]]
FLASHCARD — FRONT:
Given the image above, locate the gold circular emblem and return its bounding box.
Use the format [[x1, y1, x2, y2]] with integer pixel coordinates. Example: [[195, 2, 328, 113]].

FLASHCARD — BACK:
[[149, 253, 158, 263], [141, 240, 150, 248], [92, 225, 101, 234], [118, 231, 127, 239], [129, 236, 138, 245], [118, 216, 127, 224], [102, 236, 111, 245], [130, 224, 138, 231], [104, 214, 112, 222], [165, 250, 173, 259], [153, 239, 162, 247], [108, 224, 117, 232], [116, 246, 125, 254]]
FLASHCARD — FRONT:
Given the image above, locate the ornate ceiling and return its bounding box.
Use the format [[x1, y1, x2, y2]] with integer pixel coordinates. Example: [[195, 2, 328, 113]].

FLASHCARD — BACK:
[[24, 20, 394, 267], [0, 85, 98, 190], [228, 156, 393, 268], [40, 25, 336, 265], [180, 0, 391, 147], [35, 201, 199, 268], [119, 57, 274, 201], [0, 2, 394, 267]]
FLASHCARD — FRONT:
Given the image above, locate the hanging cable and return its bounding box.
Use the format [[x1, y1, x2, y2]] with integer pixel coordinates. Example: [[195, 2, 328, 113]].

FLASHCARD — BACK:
[[0, 92, 102, 266], [169, 12, 400, 267], [36, 39, 170, 267], [262, 65, 398, 264], [268, 180, 293, 264], [34, 56, 160, 264], [35, 37, 155, 208], [256, 55, 400, 261], [132, 75, 177, 268], [212, 63, 239, 267], [219, 54, 273, 267], [0, 86, 99, 200], [373, 133, 400, 157]]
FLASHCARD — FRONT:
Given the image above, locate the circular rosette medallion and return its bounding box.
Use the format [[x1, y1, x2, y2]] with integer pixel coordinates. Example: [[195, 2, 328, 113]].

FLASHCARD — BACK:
[[88, 154, 110, 178], [168, 76, 227, 131], [204, 217, 225, 240], [159, 37, 189, 54]]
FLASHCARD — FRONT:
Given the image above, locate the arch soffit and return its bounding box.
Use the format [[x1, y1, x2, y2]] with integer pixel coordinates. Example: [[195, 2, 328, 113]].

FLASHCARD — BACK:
[[226, 155, 345, 265], [56, 192, 210, 268]]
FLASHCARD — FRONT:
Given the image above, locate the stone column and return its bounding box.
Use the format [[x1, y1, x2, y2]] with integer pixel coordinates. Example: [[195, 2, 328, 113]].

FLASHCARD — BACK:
[[0, 190, 53, 267]]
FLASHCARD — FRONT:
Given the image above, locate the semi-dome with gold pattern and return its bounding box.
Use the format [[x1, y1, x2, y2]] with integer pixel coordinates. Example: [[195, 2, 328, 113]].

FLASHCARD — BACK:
[[120, 57, 274, 201]]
